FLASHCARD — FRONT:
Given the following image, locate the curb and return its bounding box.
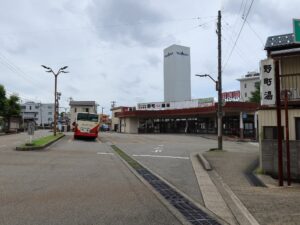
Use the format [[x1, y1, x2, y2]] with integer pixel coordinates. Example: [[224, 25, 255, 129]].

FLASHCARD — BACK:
[[198, 152, 260, 225], [192, 153, 237, 225], [110, 144, 228, 225], [110, 144, 189, 225], [0, 132, 20, 136], [197, 153, 212, 170], [15, 134, 65, 151]]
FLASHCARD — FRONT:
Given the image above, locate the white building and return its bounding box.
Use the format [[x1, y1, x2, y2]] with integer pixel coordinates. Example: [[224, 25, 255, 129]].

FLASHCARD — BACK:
[[69, 101, 97, 124], [237, 72, 260, 102], [164, 44, 191, 102], [21, 102, 54, 126]]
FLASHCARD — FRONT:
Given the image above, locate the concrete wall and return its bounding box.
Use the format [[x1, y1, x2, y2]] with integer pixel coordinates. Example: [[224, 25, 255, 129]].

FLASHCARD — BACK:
[[258, 109, 300, 180], [164, 44, 191, 102], [111, 108, 122, 131], [261, 140, 300, 180], [120, 117, 138, 134]]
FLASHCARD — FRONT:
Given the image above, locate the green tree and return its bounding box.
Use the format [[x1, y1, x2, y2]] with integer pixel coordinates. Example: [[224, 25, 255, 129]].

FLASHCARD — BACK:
[[0, 84, 7, 116], [6, 95, 21, 117], [249, 83, 261, 103], [0, 84, 21, 131]]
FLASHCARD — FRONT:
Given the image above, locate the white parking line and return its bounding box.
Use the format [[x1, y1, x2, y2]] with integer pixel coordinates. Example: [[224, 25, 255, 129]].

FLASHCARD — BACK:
[[97, 152, 114, 155], [132, 154, 189, 160]]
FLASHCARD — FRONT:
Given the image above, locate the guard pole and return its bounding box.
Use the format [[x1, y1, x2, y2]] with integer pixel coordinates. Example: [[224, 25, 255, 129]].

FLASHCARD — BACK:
[[275, 60, 283, 186], [285, 90, 291, 186]]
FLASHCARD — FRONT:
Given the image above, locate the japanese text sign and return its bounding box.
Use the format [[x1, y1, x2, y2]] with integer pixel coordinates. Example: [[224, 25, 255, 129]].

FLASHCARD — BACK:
[[260, 59, 275, 105]]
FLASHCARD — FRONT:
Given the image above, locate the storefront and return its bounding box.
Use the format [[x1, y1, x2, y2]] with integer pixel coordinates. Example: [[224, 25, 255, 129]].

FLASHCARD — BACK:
[[116, 102, 258, 139]]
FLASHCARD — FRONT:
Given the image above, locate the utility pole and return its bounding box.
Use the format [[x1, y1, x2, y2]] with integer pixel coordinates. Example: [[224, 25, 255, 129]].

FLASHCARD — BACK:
[[217, 10, 223, 150], [111, 101, 116, 109], [275, 60, 283, 186], [41, 65, 68, 136]]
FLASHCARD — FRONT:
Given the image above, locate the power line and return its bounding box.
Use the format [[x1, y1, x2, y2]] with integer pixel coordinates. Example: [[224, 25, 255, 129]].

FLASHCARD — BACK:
[[222, 0, 255, 72], [221, 24, 258, 65], [0, 52, 43, 87], [245, 20, 265, 47], [0, 16, 217, 37]]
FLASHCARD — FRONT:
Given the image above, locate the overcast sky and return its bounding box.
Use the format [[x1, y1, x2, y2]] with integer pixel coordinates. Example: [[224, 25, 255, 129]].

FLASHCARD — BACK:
[[0, 0, 299, 114]]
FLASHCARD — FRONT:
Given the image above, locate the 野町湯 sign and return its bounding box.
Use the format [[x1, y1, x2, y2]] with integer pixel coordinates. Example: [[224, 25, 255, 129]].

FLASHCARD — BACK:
[[260, 59, 276, 105]]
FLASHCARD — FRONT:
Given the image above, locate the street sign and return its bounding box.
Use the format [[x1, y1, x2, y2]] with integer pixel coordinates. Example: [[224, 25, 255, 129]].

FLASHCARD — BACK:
[[28, 122, 35, 135], [260, 58, 276, 105], [293, 19, 300, 43], [27, 122, 35, 144]]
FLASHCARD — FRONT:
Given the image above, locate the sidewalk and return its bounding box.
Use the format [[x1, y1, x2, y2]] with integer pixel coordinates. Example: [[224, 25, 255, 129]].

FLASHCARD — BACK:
[[203, 150, 300, 225], [197, 134, 255, 142]]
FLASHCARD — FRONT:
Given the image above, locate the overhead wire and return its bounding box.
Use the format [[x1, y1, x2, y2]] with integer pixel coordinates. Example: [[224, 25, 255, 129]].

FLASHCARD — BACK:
[[245, 20, 265, 47], [222, 0, 255, 72]]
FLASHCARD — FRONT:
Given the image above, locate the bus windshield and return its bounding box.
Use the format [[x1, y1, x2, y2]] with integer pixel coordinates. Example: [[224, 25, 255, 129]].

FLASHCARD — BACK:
[[77, 113, 99, 122]]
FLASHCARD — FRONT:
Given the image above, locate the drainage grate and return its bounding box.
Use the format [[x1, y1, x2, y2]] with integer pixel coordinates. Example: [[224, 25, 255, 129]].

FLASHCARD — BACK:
[[112, 145, 222, 225]]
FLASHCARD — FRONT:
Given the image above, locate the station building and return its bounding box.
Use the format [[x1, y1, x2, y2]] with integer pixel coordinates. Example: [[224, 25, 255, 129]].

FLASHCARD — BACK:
[[115, 100, 258, 139]]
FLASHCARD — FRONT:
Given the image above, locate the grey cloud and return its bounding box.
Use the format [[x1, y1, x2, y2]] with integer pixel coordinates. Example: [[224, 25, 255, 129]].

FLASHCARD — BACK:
[[88, 0, 166, 46], [223, 0, 300, 34], [146, 54, 160, 67], [66, 85, 80, 94], [100, 72, 107, 78]]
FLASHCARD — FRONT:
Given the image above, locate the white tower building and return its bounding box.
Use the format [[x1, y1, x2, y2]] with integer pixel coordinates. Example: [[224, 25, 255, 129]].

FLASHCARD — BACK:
[[164, 44, 191, 102]]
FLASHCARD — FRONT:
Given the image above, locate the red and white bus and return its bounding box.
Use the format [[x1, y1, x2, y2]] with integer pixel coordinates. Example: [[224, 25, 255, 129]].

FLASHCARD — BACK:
[[73, 112, 100, 139]]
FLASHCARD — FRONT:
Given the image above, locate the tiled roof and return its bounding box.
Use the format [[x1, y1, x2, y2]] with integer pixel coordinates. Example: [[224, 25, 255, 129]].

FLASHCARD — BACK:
[[265, 33, 300, 50]]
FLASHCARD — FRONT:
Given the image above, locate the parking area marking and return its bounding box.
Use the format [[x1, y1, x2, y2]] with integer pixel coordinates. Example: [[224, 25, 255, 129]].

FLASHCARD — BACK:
[[97, 152, 114, 155], [132, 154, 189, 160]]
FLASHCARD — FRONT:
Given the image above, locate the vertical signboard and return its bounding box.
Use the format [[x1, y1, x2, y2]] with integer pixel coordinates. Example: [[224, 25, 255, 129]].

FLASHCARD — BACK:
[[260, 59, 276, 105], [293, 19, 300, 43]]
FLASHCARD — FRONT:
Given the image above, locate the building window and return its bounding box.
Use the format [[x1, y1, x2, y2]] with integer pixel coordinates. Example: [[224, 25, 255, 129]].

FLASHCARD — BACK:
[[35, 105, 39, 109], [255, 82, 260, 88], [21, 106, 26, 110], [75, 108, 77, 113], [29, 106, 32, 110], [162, 103, 165, 108], [296, 118, 300, 140], [244, 83, 247, 88], [263, 126, 284, 140], [48, 112, 52, 115], [166, 103, 170, 107], [147, 104, 151, 108], [245, 92, 247, 97], [86, 108, 89, 112], [48, 106, 52, 109]]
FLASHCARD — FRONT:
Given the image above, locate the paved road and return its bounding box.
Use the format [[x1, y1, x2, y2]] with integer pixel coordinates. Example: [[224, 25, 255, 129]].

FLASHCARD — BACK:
[[0, 132, 181, 225], [100, 132, 259, 207]]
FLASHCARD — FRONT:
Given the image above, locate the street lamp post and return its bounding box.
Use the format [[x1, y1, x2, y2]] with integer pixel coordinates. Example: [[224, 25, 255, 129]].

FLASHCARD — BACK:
[[41, 65, 68, 136], [196, 74, 223, 150]]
